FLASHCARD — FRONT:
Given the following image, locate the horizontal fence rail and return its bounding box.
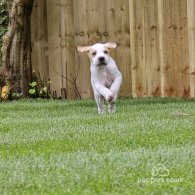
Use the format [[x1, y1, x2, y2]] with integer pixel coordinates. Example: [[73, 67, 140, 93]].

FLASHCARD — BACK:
[[31, 0, 195, 99]]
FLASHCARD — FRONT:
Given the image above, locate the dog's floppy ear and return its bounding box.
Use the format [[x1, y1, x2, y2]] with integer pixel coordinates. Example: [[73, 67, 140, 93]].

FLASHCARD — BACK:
[[104, 42, 117, 49], [77, 46, 90, 53]]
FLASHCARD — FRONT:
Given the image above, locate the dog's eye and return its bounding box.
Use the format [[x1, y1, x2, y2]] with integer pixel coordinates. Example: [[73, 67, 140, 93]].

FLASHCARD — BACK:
[[92, 51, 97, 56], [104, 50, 108, 54]]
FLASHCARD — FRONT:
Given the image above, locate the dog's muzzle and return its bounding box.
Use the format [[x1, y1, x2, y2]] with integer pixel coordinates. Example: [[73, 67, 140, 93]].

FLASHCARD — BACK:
[[98, 57, 107, 66]]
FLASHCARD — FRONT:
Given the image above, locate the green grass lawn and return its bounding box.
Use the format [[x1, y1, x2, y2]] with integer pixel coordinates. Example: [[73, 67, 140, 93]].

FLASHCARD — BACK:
[[0, 98, 194, 194]]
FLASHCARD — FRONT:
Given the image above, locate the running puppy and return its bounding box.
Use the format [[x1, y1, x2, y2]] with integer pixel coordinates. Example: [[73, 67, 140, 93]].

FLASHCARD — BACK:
[[77, 42, 122, 114]]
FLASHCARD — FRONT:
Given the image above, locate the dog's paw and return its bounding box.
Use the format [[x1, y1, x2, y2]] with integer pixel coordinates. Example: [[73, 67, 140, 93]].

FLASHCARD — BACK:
[[108, 103, 116, 114], [106, 92, 114, 103], [98, 108, 106, 114]]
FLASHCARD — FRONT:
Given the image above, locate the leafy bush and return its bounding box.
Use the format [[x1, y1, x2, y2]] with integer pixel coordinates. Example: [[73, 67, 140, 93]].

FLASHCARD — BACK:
[[29, 80, 51, 98]]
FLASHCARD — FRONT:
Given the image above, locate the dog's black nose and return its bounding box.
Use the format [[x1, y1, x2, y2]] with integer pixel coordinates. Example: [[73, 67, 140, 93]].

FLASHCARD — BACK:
[[99, 57, 105, 62]]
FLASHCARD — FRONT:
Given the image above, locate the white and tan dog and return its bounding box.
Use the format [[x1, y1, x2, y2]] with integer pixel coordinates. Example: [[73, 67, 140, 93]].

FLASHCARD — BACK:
[[77, 42, 122, 114]]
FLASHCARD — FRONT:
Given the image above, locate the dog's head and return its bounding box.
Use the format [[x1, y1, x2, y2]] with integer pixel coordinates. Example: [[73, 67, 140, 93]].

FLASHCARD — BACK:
[[77, 42, 117, 66]]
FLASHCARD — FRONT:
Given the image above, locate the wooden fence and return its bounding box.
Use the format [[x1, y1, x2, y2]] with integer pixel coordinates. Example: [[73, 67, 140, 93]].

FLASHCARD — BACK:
[[31, 0, 195, 99]]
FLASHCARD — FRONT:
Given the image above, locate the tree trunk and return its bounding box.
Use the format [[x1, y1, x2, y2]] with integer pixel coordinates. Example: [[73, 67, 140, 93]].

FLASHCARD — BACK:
[[1, 0, 34, 96]]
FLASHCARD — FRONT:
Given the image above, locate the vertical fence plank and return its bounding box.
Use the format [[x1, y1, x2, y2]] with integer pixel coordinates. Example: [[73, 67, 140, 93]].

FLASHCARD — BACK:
[[159, 0, 190, 97], [144, 0, 161, 97], [59, 0, 67, 98], [47, 0, 62, 97], [74, 0, 92, 98], [86, 0, 105, 44], [59, 0, 76, 99], [129, 0, 139, 97], [31, 0, 49, 83], [63, 0, 76, 99], [114, 0, 131, 97], [187, 0, 195, 98], [104, 0, 117, 64], [129, 0, 146, 97], [161, 0, 174, 97], [157, 0, 165, 97], [178, 0, 190, 97]]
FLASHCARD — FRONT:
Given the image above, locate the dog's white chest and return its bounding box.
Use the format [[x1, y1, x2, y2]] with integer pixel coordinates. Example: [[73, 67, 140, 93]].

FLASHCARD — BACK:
[[97, 67, 113, 88]]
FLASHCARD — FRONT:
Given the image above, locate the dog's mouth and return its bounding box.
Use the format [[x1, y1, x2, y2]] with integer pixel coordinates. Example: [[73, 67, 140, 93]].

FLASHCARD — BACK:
[[97, 62, 107, 66]]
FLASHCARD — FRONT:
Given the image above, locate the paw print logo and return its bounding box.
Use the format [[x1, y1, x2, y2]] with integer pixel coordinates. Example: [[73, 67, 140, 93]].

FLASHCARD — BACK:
[[151, 164, 169, 177]]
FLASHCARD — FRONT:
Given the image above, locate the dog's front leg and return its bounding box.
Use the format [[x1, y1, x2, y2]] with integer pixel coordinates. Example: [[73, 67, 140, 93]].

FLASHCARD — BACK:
[[110, 73, 122, 101], [94, 83, 114, 102], [94, 91, 105, 114]]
